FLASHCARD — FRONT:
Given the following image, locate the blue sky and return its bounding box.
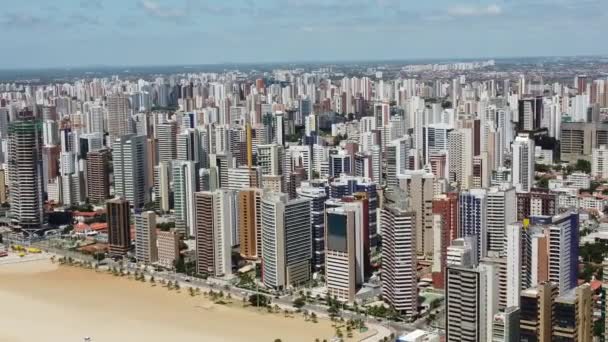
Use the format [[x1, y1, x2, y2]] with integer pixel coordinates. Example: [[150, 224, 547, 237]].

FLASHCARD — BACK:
[[0, 0, 606, 68]]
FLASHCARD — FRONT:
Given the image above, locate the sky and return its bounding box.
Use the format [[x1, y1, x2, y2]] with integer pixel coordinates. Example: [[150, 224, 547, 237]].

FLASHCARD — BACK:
[[0, 0, 607, 69]]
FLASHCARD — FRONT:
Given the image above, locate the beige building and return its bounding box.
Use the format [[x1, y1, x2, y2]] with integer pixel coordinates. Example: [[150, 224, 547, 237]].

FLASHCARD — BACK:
[[238, 188, 263, 260], [552, 284, 592, 342], [157, 229, 180, 268], [519, 282, 558, 342], [86, 149, 110, 203], [0, 168, 6, 203], [325, 207, 357, 302], [397, 169, 435, 256], [262, 174, 284, 193], [134, 211, 157, 264]]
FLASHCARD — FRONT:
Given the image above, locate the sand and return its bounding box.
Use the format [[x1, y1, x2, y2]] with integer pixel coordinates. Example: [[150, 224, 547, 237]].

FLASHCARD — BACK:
[[0, 258, 345, 342]]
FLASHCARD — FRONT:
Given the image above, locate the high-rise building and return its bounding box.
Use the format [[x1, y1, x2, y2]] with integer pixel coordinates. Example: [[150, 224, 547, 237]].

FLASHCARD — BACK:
[[135, 211, 158, 264], [446, 264, 498, 342], [545, 212, 579, 294], [8, 116, 44, 232], [107, 197, 131, 257], [516, 188, 557, 220], [385, 137, 410, 189], [107, 94, 132, 141], [325, 207, 359, 302], [329, 175, 379, 246], [177, 128, 201, 163], [112, 134, 148, 208], [297, 185, 328, 272], [0, 168, 6, 204], [432, 193, 459, 288], [519, 282, 558, 342], [552, 285, 592, 342], [329, 152, 352, 178], [194, 191, 233, 277], [288, 145, 312, 180], [459, 189, 487, 261], [592, 145, 608, 179], [397, 169, 435, 256], [211, 152, 234, 188], [517, 97, 543, 132], [157, 121, 178, 165], [238, 188, 263, 260], [256, 143, 283, 176], [486, 185, 517, 253], [154, 162, 171, 212], [423, 123, 452, 165], [381, 194, 418, 317], [492, 306, 520, 342], [86, 149, 110, 203], [227, 167, 260, 191], [448, 128, 473, 189], [560, 122, 608, 163], [157, 229, 180, 268], [505, 223, 531, 308], [512, 133, 535, 193], [261, 193, 311, 290], [172, 160, 197, 236]]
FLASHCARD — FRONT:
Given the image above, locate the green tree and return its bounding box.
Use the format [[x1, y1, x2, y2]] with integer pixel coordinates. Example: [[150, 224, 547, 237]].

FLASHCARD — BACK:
[[248, 294, 270, 307], [574, 159, 592, 174], [157, 221, 176, 231], [594, 319, 605, 337], [293, 297, 306, 309], [536, 177, 549, 189], [535, 163, 551, 173]]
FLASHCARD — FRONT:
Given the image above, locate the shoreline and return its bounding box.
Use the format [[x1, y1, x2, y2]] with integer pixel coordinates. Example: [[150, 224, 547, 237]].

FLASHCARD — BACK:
[[0, 256, 376, 342]]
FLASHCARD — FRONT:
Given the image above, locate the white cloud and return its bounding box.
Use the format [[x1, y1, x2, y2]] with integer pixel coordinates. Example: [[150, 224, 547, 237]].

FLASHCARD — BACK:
[[139, 0, 186, 18], [447, 4, 502, 17]]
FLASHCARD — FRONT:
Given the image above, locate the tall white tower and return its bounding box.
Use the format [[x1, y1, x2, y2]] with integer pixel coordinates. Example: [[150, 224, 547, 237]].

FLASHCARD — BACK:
[[512, 133, 535, 193]]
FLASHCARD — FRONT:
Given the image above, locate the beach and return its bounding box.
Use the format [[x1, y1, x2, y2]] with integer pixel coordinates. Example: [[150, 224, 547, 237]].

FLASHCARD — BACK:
[[0, 257, 351, 342]]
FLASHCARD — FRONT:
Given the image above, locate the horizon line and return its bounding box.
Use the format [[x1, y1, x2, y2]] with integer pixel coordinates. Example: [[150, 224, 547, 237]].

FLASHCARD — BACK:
[[1, 54, 606, 73]]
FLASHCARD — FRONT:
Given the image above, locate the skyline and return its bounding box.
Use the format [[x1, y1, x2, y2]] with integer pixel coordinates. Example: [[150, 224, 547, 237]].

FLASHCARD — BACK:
[[1, 0, 608, 69]]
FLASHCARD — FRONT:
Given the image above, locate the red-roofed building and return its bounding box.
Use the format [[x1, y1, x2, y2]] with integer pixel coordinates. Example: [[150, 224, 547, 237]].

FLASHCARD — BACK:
[[74, 222, 90, 233], [90, 223, 108, 232]]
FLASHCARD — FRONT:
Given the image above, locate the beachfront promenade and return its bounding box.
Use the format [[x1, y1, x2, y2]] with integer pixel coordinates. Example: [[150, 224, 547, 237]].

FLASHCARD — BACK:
[[30, 249, 395, 342]]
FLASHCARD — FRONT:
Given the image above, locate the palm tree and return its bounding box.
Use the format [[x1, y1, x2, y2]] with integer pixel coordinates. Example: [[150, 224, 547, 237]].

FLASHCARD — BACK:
[[335, 328, 343, 339], [310, 312, 318, 323]]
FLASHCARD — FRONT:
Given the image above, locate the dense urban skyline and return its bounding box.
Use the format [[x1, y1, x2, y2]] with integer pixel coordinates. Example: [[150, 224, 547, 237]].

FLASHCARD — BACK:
[[2, 0, 608, 68], [2, 1, 608, 340]]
